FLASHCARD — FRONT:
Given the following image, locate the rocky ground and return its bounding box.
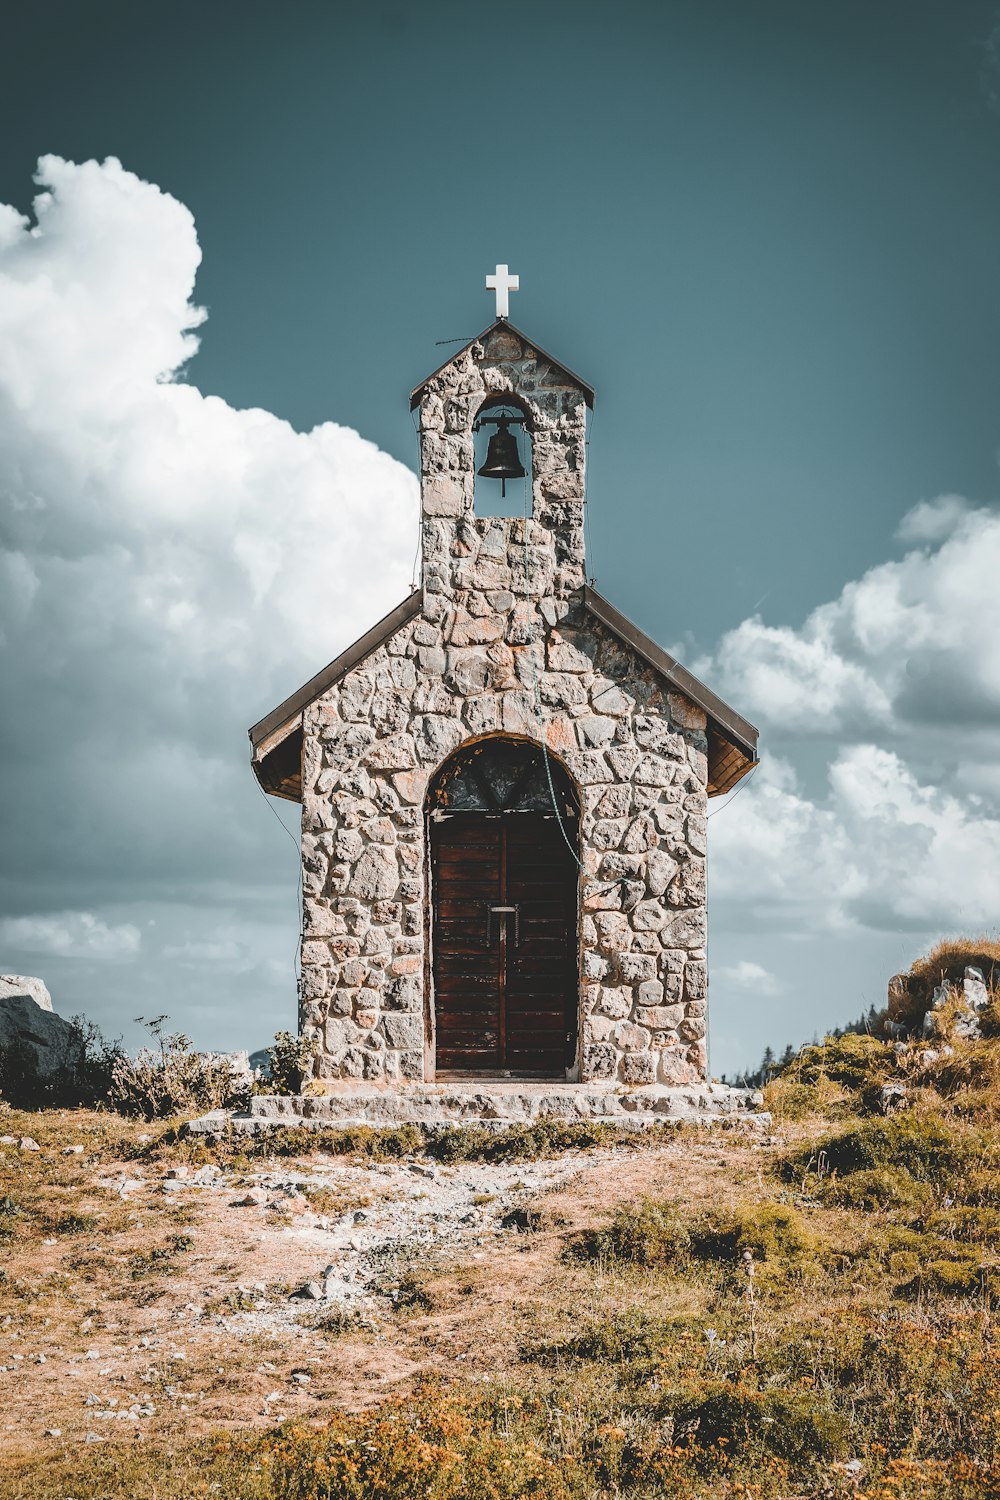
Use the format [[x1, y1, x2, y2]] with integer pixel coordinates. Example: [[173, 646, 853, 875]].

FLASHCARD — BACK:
[[2, 1111, 754, 1463]]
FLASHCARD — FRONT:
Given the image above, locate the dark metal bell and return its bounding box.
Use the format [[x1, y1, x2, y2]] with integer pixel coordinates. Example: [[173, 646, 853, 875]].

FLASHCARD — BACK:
[[477, 417, 526, 497]]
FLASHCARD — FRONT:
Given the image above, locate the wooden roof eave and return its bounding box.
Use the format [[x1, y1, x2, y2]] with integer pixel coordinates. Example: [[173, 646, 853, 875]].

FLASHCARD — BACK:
[[409, 320, 596, 411]]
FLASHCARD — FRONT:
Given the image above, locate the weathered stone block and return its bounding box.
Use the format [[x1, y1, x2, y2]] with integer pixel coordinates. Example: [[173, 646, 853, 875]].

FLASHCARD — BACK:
[[616, 952, 656, 983], [595, 785, 632, 820], [576, 715, 616, 748], [632, 901, 666, 931], [592, 684, 632, 717], [646, 850, 680, 896], [662, 910, 707, 948], [324, 1017, 361, 1051], [642, 1005, 684, 1031], [415, 714, 463, 763], [383, 1013, 423, 1049], [598, 987, 631, 1020], [621, 1052, 657, 1084], [613, 1021, 651, 1052], [583, 1043, 617, 1079], [684, 960, 707, 1000], [351, 849, 399, 901], [398, 1048, 425, 1079], [659, 1048, 695, 1085]]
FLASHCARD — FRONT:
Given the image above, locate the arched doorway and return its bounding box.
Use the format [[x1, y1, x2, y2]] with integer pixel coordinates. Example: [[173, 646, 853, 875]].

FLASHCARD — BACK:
[[427, 736, 579, 1077]]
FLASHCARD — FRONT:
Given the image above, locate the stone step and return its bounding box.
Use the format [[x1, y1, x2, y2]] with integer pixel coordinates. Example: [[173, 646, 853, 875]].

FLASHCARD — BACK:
[[188, 1082, 768, 1135]]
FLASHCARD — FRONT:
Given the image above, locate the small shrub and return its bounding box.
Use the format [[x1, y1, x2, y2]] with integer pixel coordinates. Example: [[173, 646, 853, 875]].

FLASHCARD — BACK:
[[423, 1118, 623, 1163], [108, 1015, 249, 1120], [665, 1381, 849, 1464], [822, 1166, 928, 1212], [782, 1032, 893, 1093], [570, 1196, 693, 1269], [764, 1072, 846, 1120], [694, 1200, 825, 1274], [896, 1255, 999, 1301], [571, 1197, 823, 1278], [785, 1114, 993, 1186], [50, 1212, 98, 1236], [0, 1018, 125, 1110], [265, 1030, 317, 1095], [527, 1308, 673, 1371]]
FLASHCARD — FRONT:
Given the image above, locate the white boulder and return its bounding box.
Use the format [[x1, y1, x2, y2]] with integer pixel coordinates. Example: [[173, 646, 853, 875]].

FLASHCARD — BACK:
[[0, 975, 52, 1011]]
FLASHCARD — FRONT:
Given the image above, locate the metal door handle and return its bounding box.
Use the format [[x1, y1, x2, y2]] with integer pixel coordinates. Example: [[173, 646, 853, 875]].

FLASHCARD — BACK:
[[487, 904, 519, 946]]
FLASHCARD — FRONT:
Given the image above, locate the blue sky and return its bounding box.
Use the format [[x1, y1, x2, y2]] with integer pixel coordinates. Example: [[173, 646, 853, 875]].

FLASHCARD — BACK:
[[2, 1, 1000, 1075]]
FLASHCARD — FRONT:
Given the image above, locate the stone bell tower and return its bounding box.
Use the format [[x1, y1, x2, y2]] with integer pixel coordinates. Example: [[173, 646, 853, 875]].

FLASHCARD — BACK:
[[413, 319, 592, 614], [248, 268, 759, 1098]]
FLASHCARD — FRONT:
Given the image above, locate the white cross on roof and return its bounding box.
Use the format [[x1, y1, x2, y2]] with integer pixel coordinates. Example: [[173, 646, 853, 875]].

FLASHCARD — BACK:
[[485, 263, 519, 320]]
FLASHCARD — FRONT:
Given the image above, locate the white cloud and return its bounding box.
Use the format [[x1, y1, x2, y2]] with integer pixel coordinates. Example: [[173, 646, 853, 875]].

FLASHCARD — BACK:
[[711, 745, 1000, 934], [0, 154, 417, 1042], [698, 497, 1000, 738], [716, 960, 783, 995], [0, 911, 141, 959], [0, 155, 417, 914]]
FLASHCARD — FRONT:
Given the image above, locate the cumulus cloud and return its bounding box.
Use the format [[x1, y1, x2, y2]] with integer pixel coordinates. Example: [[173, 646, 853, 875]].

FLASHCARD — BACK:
[[0, 911, 141, 958], [715, 961, 783, 995], [0, 155, 417, 916], [698, 497, 1000, 739], [710, 746, 1000, 934], [0, 155, 416, 1041]]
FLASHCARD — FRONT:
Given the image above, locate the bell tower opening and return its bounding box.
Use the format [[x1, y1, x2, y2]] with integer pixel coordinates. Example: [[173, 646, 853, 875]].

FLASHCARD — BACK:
[[473, 397, 533, 519]]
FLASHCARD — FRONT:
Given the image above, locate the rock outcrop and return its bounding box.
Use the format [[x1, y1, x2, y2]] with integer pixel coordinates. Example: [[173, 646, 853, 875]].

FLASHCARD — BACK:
[[0, 974, 53, 1011], [0, 988, 83, 1075]]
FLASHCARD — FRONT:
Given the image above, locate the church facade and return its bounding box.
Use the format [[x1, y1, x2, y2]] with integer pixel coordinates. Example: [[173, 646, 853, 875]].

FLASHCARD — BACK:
[[250, 318, 757, 1089]]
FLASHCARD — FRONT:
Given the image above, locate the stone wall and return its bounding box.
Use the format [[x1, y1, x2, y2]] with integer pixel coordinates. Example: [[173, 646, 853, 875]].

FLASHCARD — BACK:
[[297, 325, 710, 1087]]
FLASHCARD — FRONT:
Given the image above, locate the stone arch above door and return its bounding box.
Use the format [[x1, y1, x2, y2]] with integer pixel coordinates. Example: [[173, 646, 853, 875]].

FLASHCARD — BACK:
[[427, 734, 579, 818]]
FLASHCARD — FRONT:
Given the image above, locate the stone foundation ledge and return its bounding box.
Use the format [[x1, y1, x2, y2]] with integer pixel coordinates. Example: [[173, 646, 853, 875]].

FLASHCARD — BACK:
[[187, 1081, 768, 1135]]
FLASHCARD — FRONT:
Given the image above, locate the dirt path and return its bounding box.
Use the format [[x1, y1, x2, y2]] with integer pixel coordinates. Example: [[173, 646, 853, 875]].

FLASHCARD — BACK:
[[0, 1122, 762, 1462]]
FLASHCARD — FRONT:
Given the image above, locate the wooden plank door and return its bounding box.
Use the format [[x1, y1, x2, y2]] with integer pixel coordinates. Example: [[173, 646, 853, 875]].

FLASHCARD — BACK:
[[502, 814, 577, 1075], [431, 811, 577, 1075]]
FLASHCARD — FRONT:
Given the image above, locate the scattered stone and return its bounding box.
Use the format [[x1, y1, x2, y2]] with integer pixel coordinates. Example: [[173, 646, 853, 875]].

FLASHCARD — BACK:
[[233, 1187, 267, 1207], [19, 1137, 40, 1152], [880, 1083, 907, 1113], [43, 1428, 61, 1437], [295, 1281, 325, 1301], [62, 1145, 85, 1155]]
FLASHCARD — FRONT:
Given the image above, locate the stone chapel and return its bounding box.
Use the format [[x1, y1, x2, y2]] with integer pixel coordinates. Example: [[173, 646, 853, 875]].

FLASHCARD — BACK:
[[249, 300, 758, 1091]]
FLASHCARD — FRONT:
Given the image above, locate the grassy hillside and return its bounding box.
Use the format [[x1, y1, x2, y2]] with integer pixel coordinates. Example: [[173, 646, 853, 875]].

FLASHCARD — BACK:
[[1, 1014, 998, 1497]]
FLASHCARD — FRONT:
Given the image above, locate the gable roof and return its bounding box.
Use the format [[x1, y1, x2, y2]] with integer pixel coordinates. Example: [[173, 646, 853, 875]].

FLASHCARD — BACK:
[[249, 588, 757, 802], [409, 320, 596, 411], [249, 589, 424, 764], [580, 587, 757, 761]]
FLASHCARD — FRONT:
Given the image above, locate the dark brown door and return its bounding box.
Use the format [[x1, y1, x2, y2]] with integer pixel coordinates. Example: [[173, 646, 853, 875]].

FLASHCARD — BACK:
[[431, 811, 577, 1075]]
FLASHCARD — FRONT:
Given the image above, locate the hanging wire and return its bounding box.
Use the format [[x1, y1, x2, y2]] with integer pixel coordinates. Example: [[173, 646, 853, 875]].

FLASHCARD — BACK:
[[253, 774, 303, 987], [706, 760, 760, 818]]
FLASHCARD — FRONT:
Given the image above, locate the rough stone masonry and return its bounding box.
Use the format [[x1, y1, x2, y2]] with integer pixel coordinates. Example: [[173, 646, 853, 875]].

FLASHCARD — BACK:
[[250, 320, 758, 1089]]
